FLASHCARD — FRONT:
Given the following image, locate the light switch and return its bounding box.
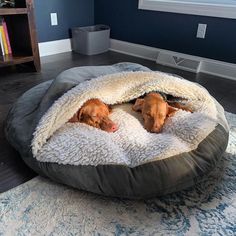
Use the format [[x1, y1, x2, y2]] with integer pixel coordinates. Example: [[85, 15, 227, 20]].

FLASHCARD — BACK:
[[50, 13, 58, 26]]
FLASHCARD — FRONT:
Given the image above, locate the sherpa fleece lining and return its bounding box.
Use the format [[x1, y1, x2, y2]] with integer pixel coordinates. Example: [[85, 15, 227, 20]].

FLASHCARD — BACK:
[[31, 71, 226, 167]]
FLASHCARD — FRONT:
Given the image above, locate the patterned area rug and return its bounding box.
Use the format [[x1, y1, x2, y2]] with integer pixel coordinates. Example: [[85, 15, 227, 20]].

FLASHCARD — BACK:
[[0, 112, 235, 236]]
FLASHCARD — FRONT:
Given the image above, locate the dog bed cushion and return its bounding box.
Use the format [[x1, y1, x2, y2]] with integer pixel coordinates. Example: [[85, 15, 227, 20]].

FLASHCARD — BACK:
[[5, 63, 229, 199]]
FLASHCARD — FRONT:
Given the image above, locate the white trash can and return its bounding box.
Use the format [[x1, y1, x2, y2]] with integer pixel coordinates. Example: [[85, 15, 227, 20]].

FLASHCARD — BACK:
[[72, 24, 110, 55]]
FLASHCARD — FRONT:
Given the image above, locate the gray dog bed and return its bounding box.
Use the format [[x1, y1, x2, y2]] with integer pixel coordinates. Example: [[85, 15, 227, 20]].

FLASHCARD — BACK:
[[5, 63, 229, 199]]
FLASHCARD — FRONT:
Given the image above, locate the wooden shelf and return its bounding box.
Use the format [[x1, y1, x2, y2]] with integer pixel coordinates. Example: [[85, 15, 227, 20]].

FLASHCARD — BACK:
[[0, 1, 41, 72], [0, 55, 34, 66], [0, 8, 28, 15]]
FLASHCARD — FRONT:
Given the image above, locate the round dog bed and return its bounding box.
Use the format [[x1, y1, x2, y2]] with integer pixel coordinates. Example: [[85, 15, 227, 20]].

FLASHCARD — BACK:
[[5, 63, 229, 199]]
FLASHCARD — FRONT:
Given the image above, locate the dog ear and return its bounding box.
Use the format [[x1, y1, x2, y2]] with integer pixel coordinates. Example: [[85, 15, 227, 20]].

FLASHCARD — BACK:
[[107, 105, 112, 113], [167, 105, 178, 117], [132, 98, 144, 112], [77, 107, 85, 121], [68, 112, 80, 123]]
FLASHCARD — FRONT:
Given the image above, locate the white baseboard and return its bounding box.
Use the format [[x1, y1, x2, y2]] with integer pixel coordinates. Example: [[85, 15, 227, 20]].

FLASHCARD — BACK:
[[110, 39, 158, 61], [39, 39, 72, 57], [110, 39, 236, 81], [38, 38, 236, 80]]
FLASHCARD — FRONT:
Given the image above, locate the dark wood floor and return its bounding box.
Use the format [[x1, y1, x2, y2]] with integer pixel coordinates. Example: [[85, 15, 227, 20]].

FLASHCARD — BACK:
[[1, 51, 236, 193]]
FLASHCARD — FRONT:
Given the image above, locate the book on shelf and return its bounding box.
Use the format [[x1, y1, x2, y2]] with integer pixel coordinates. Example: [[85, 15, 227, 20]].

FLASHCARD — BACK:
[[0, 30, 4, 56], [2, 18, 12, 54], [0, 17, 12, 56]]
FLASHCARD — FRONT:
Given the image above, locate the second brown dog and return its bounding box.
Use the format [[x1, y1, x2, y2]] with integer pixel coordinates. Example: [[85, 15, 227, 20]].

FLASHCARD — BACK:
[[133, 92, 192, 133]]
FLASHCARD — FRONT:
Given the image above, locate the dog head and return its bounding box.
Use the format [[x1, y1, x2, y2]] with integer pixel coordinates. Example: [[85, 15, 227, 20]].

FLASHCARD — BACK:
[[70, 99, 118, 133], [133, 93, 178, 133]]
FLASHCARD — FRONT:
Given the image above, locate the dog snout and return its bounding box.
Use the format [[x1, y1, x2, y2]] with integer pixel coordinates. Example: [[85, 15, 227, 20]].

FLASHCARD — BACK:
[[100, 117, 118, 133], [150, 122, 162, 133], [151, 127, 162, 133], [110, 123, 118, 132], [104, 122, 118, 133]]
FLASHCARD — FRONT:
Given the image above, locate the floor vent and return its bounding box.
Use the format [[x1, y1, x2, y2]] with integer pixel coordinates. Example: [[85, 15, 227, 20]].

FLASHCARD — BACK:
[[156, 51, 201, 73]]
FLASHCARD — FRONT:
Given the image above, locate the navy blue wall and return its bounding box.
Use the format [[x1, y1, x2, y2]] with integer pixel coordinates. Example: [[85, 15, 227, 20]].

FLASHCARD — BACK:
[[34, 0, 94, 42], [95, 0, 236, 63]]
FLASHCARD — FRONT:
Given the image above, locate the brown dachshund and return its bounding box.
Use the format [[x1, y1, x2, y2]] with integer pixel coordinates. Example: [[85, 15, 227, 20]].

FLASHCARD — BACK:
[[133, 92, 192, 133], [68, 99, 118, 133]]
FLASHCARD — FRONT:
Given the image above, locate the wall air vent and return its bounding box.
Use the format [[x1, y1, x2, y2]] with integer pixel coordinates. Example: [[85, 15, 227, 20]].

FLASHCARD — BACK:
[[156, 51, 201, 73]]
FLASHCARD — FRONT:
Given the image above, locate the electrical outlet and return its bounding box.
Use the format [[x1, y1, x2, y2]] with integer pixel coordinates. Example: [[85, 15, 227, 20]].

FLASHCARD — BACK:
[[50, 13, 58, 26], [196, 23, 207, 39]]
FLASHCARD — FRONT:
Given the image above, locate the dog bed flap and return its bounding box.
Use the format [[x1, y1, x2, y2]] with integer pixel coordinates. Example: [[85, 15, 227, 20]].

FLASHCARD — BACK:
[[31, 70, 228, 167]]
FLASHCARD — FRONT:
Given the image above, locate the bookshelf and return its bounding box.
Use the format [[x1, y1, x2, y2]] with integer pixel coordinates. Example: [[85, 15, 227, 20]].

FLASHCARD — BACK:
[[0, 0, 40, 72]]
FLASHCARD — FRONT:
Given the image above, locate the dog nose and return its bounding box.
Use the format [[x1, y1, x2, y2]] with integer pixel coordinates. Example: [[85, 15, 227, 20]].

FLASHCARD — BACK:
[[151, 125, 162, 133], [111, 124, 118, 132]]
